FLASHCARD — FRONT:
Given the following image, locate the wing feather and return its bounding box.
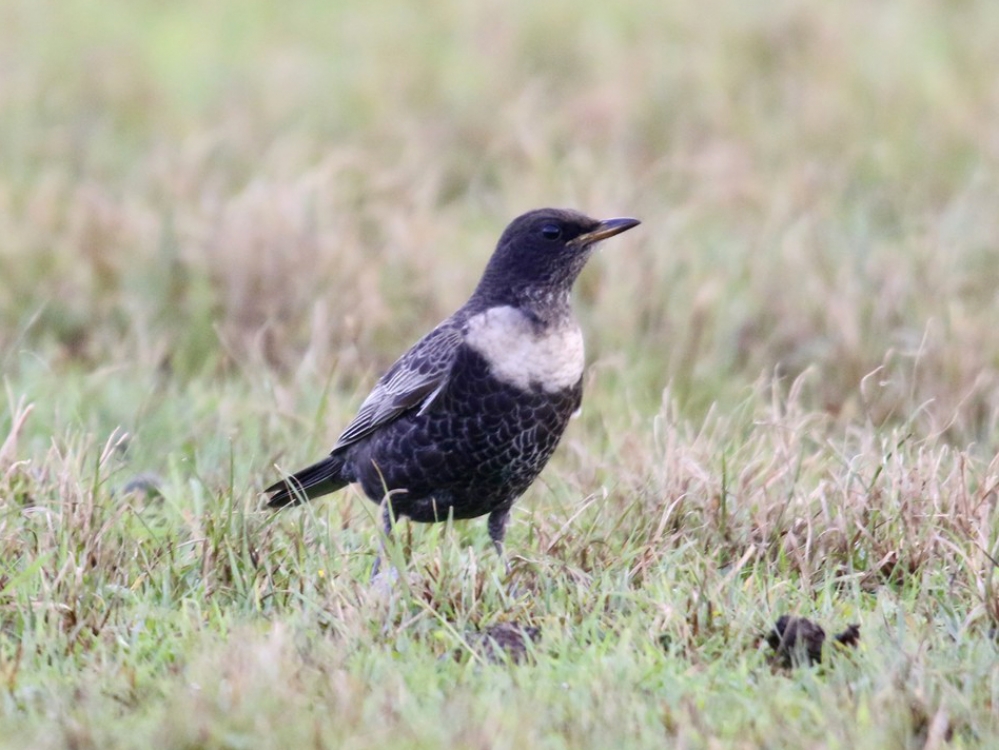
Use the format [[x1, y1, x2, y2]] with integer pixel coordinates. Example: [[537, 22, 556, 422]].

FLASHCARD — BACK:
[[331, 321, 464, 451]]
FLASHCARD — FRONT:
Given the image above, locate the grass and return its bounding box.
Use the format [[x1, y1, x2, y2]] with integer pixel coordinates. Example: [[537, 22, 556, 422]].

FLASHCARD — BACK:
[[2, 0, 999, 746]]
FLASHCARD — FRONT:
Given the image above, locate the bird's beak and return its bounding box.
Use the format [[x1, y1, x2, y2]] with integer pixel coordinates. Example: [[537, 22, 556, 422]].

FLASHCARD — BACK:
[[570, 217, 641, 247]]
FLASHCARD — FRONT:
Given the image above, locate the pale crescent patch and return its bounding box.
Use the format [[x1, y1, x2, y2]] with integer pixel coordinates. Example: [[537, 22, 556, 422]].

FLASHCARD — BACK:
[[465, 306, 584, 392]]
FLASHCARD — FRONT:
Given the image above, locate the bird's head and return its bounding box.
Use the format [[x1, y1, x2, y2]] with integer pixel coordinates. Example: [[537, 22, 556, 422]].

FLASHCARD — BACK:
[[474, 208, 640, 310]]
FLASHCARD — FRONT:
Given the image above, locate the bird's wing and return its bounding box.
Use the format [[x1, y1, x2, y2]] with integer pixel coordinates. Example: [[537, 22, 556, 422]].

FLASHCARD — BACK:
[[331, 321, 464, 451]]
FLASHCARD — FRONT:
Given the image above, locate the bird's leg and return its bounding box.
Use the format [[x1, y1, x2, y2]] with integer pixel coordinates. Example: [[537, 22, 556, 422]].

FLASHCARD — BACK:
[[487, 508, 512, 576], [370, 500, 396, 581]]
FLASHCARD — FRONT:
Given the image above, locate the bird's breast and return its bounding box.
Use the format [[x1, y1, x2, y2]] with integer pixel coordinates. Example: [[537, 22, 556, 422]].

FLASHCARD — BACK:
[[464, 305, 584, 392]]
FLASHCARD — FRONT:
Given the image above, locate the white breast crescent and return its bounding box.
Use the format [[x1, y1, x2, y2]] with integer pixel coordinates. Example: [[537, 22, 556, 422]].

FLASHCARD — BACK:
[[465, 306, 584, 392]]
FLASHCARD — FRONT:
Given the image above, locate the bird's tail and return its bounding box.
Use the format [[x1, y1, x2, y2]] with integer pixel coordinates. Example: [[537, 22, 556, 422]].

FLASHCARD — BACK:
[[265, 454, 349, 509]]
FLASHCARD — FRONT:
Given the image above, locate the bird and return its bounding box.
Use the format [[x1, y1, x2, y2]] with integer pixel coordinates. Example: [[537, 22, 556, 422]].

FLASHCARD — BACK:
[[265, 208, 640, 570]]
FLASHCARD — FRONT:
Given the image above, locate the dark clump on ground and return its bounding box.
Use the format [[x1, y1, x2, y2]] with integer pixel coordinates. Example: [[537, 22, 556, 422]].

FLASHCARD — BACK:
[[765, 615, 860, 668], [115, 473, 164, 500], [833, 623, 861, 648], [767, 616, 826, 667], [462, 623, 541, 664]]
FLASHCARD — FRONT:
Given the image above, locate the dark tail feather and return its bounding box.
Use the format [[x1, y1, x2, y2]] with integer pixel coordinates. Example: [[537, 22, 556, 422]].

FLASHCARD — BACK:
[[265, 455, 349, 508]]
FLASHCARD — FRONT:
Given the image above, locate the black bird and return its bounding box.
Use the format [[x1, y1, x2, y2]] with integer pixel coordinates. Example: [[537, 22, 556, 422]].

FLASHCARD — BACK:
[[265, 208, 640, 567]]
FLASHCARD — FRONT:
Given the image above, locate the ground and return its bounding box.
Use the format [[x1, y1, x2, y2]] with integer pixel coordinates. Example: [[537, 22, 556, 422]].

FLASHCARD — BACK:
[[1, 0, 999, 747]]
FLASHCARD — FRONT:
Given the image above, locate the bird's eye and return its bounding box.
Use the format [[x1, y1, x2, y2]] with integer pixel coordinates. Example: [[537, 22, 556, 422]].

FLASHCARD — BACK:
[[540, 224, 562, 240]]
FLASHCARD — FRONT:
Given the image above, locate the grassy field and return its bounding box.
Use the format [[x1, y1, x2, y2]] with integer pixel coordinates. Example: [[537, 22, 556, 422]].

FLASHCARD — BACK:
[[2, 0, 999, 746]]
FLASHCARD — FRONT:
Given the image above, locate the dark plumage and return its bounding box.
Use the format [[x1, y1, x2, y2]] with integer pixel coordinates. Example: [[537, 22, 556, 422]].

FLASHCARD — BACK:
[[265, 208, 640, 566]]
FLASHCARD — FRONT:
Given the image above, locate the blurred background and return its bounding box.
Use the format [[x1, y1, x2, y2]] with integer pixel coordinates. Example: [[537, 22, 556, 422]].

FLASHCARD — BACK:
[[6, 4, 999, 744], [2, 0, 999, 461]]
